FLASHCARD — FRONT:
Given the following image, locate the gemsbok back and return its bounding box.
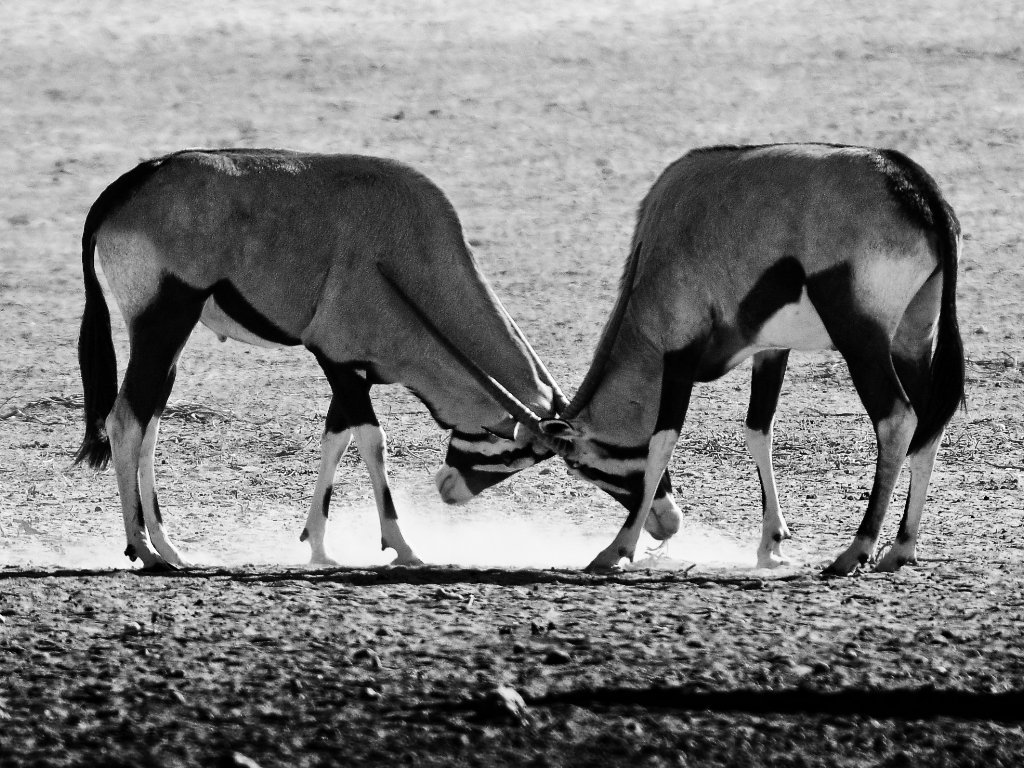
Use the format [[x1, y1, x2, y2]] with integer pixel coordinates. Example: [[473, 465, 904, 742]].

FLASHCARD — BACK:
[[75, 148, 571, 569], [407, 143, 965, 575]]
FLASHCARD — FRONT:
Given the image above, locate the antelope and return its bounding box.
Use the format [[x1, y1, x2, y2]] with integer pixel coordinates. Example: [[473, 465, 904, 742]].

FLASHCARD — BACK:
[[74, 148, 581, 570], [404, 143, 965, 575]]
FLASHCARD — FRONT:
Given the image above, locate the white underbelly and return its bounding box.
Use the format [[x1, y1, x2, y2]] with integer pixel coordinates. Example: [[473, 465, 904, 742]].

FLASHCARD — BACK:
[[199, 297, 287, 349], [725, 288, 834, 368]]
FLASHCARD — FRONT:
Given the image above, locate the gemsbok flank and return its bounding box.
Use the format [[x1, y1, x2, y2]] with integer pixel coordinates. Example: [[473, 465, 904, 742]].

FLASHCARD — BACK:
[[75, 148, 581, 570], [406, 143, 965, 575]]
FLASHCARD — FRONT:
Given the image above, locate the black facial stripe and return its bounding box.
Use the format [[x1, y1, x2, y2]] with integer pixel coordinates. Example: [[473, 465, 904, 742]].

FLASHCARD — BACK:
[[575, 464, 643, 496], [588, 439, 649, 461], [445, 444, 539, 470]]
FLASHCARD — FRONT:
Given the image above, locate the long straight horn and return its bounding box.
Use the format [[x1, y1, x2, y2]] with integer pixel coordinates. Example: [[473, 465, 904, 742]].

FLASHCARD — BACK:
[[561, 241, 643, 419], [376, 264, 546, 434], [492, 295, 569, 414]]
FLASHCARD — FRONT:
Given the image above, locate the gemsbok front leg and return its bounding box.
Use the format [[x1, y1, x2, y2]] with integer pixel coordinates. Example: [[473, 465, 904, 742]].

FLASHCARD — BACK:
[[584, 358, 696, 571], [299, 421, 353, 566], [304, 354, 422, 566], [745, 349, 792, 568]]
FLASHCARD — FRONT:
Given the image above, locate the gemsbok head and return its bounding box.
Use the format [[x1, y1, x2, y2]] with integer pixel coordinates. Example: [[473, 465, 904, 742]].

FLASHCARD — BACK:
[[414, 143, 965, 575], [75, 148, 573, 569]]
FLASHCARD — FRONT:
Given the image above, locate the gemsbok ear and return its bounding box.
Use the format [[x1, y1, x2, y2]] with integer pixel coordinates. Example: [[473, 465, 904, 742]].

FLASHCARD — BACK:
[[538, 418, 581, 439]]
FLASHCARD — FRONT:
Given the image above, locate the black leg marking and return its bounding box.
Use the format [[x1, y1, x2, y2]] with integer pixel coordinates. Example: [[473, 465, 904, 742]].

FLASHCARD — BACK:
[[310, 348, 378, 431], [655, 349, 698, 434], [321, 485, 333, 518], [299, 527, 309, 542], [655, 471, 672, 499], [124, 545, 138, 561], [383, 488, 398, 520], [133, 488, 145, 528], [125, 276, 205, 427], [151, 491, 163, 525], [746, 350, 790, 434]]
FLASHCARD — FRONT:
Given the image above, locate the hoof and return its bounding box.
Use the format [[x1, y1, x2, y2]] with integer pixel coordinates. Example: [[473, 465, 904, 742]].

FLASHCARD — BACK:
[[140, 558, 179, 573], [756, 551, 792, 569], [874, 549, 914, 573], [390, 554, 425, 567], [309, 553, 341, 567], [585, 548, 630, 572]]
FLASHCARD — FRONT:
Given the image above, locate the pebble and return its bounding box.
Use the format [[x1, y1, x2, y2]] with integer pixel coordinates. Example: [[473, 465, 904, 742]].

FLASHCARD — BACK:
[[352, 648, 382, 669], [542, 649, 572, 665]]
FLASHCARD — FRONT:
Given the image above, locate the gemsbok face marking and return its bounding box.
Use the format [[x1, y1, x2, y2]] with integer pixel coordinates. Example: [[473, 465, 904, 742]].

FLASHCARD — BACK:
[[75, 149, 562, 569], [538, 143, 965, 573]]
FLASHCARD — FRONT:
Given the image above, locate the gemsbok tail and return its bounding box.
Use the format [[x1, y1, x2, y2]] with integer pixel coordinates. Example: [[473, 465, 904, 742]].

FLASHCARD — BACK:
[[883, 150, 966, 453], [74, 209, 118, 469]]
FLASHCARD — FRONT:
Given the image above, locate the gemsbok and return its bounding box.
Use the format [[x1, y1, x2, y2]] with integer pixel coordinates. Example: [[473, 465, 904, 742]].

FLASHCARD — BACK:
[[75, 148, 581, 569], [404, 143, 965, 575]]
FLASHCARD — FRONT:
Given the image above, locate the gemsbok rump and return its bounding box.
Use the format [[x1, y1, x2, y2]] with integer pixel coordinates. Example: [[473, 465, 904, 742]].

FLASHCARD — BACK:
[[75, 148, 576, 569], [407, 143, 965, 574]]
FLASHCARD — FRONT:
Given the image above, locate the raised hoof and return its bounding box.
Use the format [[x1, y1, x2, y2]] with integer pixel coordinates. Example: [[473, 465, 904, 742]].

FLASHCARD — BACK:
[[645, 501, 682, 541]]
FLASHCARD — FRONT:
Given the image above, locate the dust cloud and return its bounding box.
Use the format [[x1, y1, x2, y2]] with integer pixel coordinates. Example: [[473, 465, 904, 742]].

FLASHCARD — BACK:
[[1, 495, 796, 573]]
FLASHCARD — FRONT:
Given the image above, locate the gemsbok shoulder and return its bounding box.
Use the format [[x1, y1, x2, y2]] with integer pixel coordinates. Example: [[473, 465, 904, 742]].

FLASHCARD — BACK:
[[407, 143, 965, 575], [75, 148, 572, 569]]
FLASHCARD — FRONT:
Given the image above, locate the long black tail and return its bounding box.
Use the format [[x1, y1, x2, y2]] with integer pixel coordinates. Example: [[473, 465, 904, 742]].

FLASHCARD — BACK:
[[882, 150, 966, 452], [74, 223, 117, 469]]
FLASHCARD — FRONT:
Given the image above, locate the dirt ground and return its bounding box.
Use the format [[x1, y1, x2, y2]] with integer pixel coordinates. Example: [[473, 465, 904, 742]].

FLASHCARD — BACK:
[[1, 1, 1023, 766]]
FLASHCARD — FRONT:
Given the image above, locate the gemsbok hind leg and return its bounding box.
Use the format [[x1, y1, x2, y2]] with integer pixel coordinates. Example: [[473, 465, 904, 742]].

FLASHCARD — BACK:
[[307, 355, 422, 566], [107, 306, 201, 569], [876, 275, 945, 572], [820, 332, 917, 576], [136, 365, 189, 567], [745, 349, 792, 568]]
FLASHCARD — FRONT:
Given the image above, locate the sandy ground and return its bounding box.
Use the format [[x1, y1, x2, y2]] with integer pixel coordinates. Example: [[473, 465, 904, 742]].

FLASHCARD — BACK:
[[1, 1, 1023, 766]]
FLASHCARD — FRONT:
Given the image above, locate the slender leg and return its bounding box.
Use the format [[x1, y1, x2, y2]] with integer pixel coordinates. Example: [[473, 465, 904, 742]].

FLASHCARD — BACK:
[[299, 426, 353, 565], [745, 350, 791, 568], [875, 344, 944, 572], [352, 424, 422, 565], [309, 353, 422, 566], [136, 365, 188, 567], [109, 303, 201, 569], [587, 360, 694, 570], [822, 344, 916, 576], [875, 430, 943, 572]]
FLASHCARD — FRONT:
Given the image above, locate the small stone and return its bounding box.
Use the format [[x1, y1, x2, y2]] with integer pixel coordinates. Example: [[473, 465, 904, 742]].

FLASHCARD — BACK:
[[228, 752, 264, 768], [352, 648, 382, 669], [542, 649, 572, 665]]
